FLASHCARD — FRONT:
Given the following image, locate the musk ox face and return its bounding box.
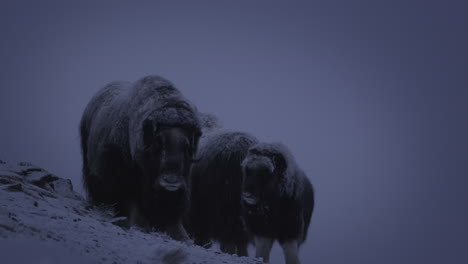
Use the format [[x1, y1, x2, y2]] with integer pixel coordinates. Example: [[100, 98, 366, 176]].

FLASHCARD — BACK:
[[141, 119, 200, 192], [241, 152, 281, 205]]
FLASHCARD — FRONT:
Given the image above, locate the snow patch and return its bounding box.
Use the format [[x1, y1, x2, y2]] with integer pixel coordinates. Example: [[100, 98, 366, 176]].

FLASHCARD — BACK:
[[0, 160, 260, 264]]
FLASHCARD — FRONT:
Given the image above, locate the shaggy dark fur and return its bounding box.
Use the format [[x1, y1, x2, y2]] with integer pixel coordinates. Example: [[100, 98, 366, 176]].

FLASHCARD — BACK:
[[80, 75, 201, 241], [241, 143, 314, 264], [187, 131, 258, 255]]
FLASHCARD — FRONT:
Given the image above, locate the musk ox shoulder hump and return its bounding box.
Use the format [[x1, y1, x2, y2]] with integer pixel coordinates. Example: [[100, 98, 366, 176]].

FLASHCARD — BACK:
[[198, 112, 223, 134], [127, 75, 201, 159], [80, 81, 131, 130], [197, 130, 258, 160], [243, 142, 305, 198], [130, 75, 180, 100]]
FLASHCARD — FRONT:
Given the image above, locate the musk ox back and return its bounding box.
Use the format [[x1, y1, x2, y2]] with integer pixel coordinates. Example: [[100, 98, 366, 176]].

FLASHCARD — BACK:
[[80, 75, 201, 241], [241, 142, 314, 264], [187, 131, 258, 255]]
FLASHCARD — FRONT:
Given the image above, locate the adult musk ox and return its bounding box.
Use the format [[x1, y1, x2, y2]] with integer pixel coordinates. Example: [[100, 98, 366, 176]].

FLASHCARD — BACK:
[[187, 131, 258, 255], [79, 75, 202, 241], [241, 142, 314, 264]]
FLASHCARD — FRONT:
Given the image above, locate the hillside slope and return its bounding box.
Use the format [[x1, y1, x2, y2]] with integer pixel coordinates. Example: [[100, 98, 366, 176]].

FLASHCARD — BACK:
[[0, 160, 259, 264]]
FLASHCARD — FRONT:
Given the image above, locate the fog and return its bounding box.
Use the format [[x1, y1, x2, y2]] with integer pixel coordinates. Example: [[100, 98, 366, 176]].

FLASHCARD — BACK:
[[1, 1, 467, 263]]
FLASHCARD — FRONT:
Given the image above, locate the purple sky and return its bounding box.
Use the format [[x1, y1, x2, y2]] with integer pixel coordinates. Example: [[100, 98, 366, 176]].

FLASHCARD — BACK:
[[1, 1, 467, 263]]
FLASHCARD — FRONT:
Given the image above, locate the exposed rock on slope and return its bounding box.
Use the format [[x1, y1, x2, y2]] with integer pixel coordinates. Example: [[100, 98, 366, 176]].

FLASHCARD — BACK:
[[0, 160, 259, 264]]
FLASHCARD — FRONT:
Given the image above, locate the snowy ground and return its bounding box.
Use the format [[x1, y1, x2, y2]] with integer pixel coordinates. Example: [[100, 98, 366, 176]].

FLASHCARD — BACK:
[[0, 160, 260, 264]]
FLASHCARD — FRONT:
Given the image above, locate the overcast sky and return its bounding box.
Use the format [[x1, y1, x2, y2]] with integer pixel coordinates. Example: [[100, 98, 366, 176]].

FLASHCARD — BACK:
[[1, 1, 467, 263]]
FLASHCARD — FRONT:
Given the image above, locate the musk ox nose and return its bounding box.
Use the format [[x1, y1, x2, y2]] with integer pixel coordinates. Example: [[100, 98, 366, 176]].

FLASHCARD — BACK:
[[159, 174, 182, 191], [242, 192, 258, 205]]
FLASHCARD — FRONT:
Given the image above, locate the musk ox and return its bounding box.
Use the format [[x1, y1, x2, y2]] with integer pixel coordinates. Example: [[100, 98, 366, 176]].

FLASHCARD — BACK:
[[79, 75, 202, 241], [241, 142, 314, 264], [187, 130, 258, 255]]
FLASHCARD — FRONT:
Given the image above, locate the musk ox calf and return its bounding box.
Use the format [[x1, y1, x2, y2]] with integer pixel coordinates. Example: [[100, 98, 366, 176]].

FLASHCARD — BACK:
[[80, 75, 201, 241], [187, 131, 258, 255], [241, 142, 314, 264]]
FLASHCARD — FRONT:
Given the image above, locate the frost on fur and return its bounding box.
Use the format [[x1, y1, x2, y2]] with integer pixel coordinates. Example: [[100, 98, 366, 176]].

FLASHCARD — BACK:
[[240, 141, 315, 264], [79, 75, 202, 241], [198, 112, 223, 134], [243, 142, 305, 198], [187, 130, 259, 256]]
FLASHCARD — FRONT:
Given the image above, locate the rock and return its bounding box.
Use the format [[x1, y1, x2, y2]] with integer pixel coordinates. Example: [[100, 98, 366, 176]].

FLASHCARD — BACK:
[[5, 183, 23, 192]]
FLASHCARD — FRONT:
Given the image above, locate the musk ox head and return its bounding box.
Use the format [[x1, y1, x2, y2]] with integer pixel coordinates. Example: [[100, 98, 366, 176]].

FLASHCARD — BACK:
[[140, 118, 201, 192], [240, 144, 288, 205]]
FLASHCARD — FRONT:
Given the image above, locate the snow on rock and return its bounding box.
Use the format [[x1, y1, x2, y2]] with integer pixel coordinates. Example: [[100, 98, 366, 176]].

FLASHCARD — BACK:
[[0, 160, 260, 264]]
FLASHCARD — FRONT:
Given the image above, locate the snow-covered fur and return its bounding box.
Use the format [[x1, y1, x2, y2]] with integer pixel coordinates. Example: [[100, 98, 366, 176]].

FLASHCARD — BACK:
[[198, 112, 222, 134], [187, 130, 258, 256], [241, 142, 314, 264], [79, 75, 202, 241]]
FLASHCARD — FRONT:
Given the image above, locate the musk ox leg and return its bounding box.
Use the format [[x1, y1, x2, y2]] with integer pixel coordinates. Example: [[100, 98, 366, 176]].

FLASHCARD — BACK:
[[237, 242, 248, 257], [220, 241, 236, 255], [254, 235, 274, 263], [280, 240, 300, 264], [166, 221, 190, 242], [193, 235, 212, 249], [128, 200, 150, 230], [85, 144, 134, 211], [219, 240, 248, 256]]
